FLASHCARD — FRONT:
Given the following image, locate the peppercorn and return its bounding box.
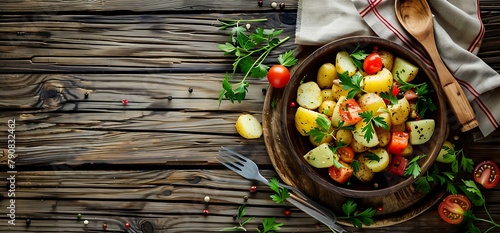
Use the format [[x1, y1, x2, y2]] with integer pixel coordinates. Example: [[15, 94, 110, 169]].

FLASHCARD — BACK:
[[258, 0, 263, 7], [279, 2, 285, 9], [188, 87, 193, 93]]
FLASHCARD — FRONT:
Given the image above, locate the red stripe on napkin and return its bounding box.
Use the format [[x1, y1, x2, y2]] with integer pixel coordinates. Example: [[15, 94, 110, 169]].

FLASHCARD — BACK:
[[468, 0, 485, 52]]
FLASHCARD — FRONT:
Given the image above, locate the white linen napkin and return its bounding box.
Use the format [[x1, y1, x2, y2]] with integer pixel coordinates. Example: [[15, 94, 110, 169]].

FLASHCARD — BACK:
[[295, 0, 500, 140]]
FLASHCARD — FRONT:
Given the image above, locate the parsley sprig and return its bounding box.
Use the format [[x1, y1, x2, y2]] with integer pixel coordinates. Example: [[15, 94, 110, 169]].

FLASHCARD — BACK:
[[404, 154, 427, 179], [349, 46, 369, 71], [269, 177, 290, 204], [223, 205, 255, 231], [337, 199, 376, 228], [393, 70, 436, 118], [338, 71, 365, 99], [359, 111, 389, 143], [460, 180, 500, 232], [216, 18, 295, 106]]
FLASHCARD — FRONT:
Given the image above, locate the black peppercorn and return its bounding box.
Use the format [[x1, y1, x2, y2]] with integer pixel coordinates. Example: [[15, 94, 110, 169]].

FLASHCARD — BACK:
[[26, 218, 31, 226], [262, 88, 267, 95], [167, 96, 173, 100], [84, 92, 89, 99], [397, 91, 404, 99], [279, 2, 285, 9], [258, 0, 263, 7], [188, 87, 193, 93]]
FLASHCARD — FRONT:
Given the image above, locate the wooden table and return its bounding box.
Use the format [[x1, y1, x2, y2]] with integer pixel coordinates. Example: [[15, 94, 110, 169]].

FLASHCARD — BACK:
[[1, 1, 499, 232]]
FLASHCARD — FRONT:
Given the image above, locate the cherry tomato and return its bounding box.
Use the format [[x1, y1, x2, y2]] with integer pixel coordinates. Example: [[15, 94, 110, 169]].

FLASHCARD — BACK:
[[438, 194, 471, 225], [267, 65, 290, 88], [328, 162, 353, 184], [363, 53, 383, 75], [338, 146, 355, 163], [339, 99, 362, 125], [387, 131, 409, 156], [387, 155, 408, 176], [473, 160, 499, 189]]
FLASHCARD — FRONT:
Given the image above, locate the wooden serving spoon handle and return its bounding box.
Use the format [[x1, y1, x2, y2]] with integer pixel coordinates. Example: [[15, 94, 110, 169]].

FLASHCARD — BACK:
[[420, 34, 479, 132]]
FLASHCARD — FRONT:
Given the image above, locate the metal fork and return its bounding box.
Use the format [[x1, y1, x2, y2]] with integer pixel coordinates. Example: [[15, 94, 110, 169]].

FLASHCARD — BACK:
[[216, 146, 348, 233]]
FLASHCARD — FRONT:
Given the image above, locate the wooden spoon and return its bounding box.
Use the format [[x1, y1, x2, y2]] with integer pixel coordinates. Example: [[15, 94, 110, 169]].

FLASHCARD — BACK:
[[395, 0, 478, 132]]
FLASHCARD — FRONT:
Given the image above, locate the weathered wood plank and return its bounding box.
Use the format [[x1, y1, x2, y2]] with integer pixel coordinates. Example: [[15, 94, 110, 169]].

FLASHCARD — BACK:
[[0, 0, 299, 13], [0, 13, 297, 73], [0, 169, 498, 232]]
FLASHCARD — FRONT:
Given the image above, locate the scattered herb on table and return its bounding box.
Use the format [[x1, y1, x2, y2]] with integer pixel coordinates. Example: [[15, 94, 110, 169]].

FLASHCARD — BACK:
[[337, 199, 376, 228], [215, 18, 296, 106], [459, 180, 500, 232], [269, 177, 290, 204], [223, 205, 255, 231]]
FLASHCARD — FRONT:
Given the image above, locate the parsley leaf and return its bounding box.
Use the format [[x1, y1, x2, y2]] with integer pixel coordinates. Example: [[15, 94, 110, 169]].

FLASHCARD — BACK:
[[460, 149, 475, 173], [415, 83, 436, 118], [364, 153, 380, 162], [404, 154, 426, 179], [351, 160, 361, 174], [338, 72, 364, 99], [278, 50, 298, 67], [306, 115, 332, 144], [216, 18, 294, 106], [339, 199, 376, 228], [269, 177, 290, 204], [349, 46, 369, 71], [223, 205, 255, 231], [258, 218, 283, 233], [460, 179, 485, 207], [359, 111, 389, 143]]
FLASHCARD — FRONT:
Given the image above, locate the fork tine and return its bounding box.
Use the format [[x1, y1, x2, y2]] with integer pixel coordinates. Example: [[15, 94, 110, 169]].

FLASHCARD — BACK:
[[220, 146, 249, 163], [216, 154, 243, 174]]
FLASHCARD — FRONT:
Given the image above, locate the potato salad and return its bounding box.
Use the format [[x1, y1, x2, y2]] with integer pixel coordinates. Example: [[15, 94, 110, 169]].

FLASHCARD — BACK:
[[294, 46, 437, 186]]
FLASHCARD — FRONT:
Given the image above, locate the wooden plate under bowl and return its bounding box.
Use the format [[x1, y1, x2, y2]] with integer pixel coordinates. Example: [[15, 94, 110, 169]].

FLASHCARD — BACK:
[[262, 36, 455, 227]]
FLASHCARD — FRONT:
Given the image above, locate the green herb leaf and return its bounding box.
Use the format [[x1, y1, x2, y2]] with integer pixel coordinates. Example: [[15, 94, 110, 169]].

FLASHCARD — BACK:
[[359, 111, 388, 143], [404, 154, 426, 179], [258, 217, 283, 233], [460, 150, 474, 173], [340, 199, 375, 228], [415, 83, 436, 118], [339, 72, 364, 99], [269, 177, 290, 204], [364, 153, 380, 162], [415, 176, 431, 193], [278, 50, 298, 67], [350, 47, 368, 71], [380, 90, 398, 105], [351, 160, 361, 174], [460, 179, 485, 207], [218, 42, 237, 54], [341, 199, 357, 216]]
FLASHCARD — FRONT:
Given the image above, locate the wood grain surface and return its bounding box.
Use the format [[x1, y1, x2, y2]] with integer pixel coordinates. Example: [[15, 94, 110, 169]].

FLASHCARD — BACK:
[[0, 0, 499, 232]]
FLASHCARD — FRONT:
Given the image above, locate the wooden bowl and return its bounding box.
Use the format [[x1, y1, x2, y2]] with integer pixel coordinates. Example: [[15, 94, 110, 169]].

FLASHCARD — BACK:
[[267, 36, 447, 199]]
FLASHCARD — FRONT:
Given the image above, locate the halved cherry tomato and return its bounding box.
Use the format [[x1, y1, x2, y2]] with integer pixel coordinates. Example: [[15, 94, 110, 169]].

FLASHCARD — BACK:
[[363, 53, 383, 75], [438, 194, 471, 225], [267, 65, 290, 88], [328, 162, 353, 184], [387, 131, 409, 156], [387, 155, 408, 176], [339, 99, 362, 125], [338, 146, 355, 163], [473, 160, 499, 189]]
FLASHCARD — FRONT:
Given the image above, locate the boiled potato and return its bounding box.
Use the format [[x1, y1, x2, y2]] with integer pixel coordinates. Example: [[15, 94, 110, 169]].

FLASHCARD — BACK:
[[317, 63, 338, 89], [357, 93, 387, 114], [350, 138, 370, 153], [322, 89, 334, 101], [235, 114, 262, 139], [361, 68, 393, 94], [354, 163, 375, 183], [401, 143, 413, 156], [331, 80, 350, 101], [378, 111, 392, 130], [336, 51, 357, 77], [318, 100, 336, 116], [297, 81, 323, 110], [406, 119, 435, 145], [309, 133, 334, 147], [330, 96, 347, 127], [392, 57, 419, 83], [303, 143, 337, 168], [436, 141, 456, 163], [391, 122, 406, 132], [295, 107, 323, 136], [378, 50, 395, 71], [376, 127, 391, 147], [359, 148, 391, 172], [353, 120, 379, 147], [335, 129, 353, 145], [388, 97, 410, 125]]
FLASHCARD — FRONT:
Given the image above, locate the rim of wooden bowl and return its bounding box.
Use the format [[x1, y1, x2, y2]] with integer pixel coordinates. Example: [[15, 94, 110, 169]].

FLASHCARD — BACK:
[[280, 36, 447, 198]]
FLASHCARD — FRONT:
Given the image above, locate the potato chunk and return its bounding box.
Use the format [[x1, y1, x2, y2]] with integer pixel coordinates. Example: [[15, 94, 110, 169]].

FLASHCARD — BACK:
[[235, 114, 262, 139], [296, 81, 323, 110]]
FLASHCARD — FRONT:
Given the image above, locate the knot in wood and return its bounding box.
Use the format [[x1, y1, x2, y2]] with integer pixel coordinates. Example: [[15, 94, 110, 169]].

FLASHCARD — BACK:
[[140, 220, 154, 233]]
